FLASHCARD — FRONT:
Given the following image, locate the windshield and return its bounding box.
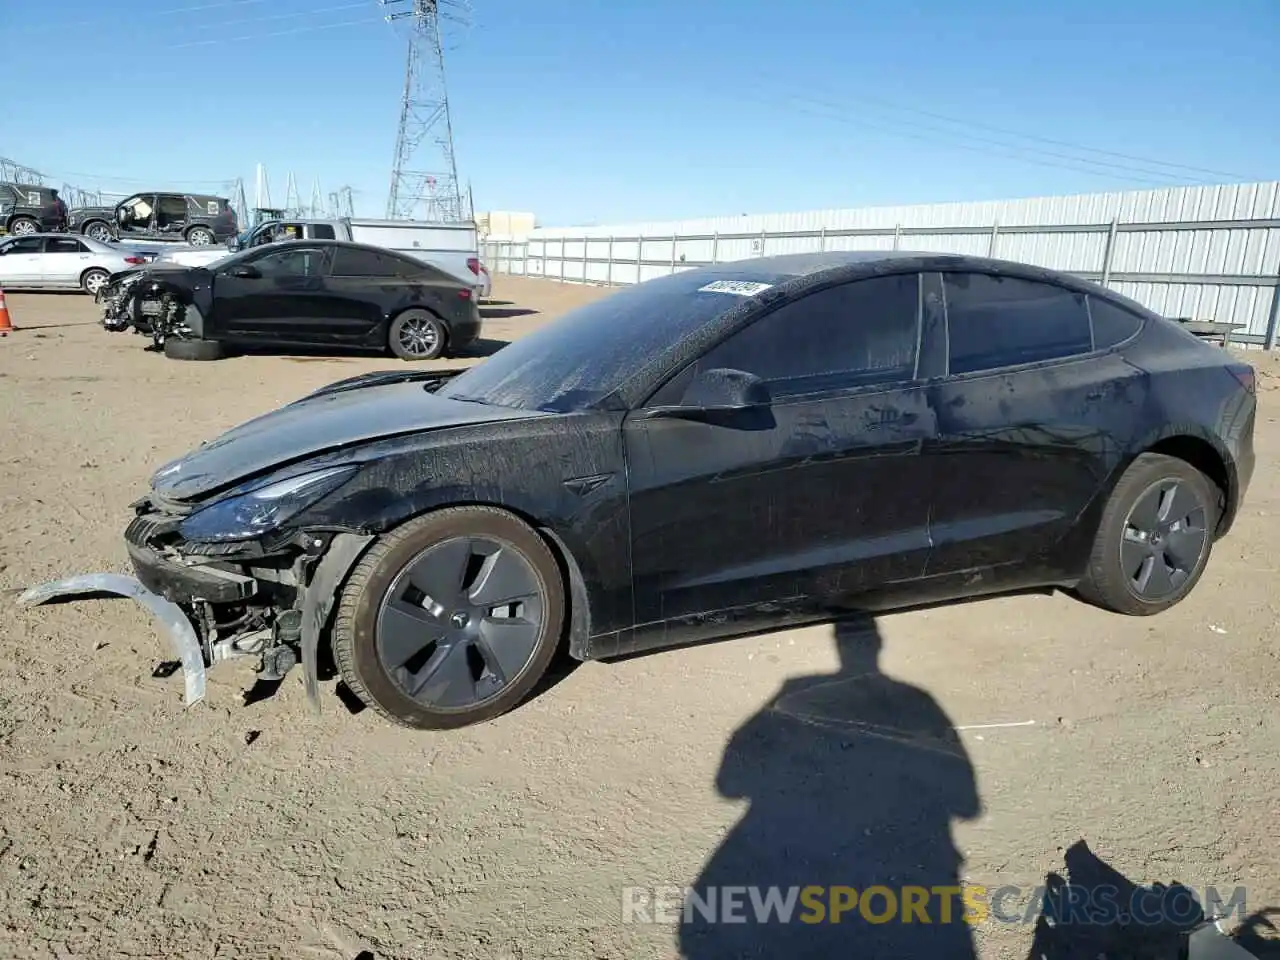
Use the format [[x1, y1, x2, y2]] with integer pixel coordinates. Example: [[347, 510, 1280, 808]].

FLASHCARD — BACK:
[[438, 270, 782, 412]]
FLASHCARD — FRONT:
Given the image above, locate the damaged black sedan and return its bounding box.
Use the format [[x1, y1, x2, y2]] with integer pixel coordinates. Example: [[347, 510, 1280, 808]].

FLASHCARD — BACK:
[[98, 238, 481, 361], [22, 252, 1256, 729]]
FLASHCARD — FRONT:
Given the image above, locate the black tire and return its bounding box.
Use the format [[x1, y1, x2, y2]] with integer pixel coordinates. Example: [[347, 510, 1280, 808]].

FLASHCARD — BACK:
[[81, 268, 110, 295], [1076, 452, 1222, 615], [333, 506, 566, 729], [186, 226, 215, 246], [163, 337, 225, 361], [388, 309, 447, 361], [83, 221, 114, 243], [8, 216, 38, 236]]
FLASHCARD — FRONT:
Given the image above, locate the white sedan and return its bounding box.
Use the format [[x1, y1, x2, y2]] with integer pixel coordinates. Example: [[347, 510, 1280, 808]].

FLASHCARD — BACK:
[[0, 233, 153, 295]]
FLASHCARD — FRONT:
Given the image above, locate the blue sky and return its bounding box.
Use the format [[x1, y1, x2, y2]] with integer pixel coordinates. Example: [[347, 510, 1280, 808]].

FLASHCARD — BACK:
[[4, 0, 1277, 225]]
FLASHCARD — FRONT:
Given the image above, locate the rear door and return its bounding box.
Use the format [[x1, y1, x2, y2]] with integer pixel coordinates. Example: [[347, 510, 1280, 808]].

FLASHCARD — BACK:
[[921, 270, 1145, 577], [38, 236, 93, 287], [0, 236, 47, 284], [624, 272, 936, 633], [318, 245, 402, 342], [212, 245, 334, 342]]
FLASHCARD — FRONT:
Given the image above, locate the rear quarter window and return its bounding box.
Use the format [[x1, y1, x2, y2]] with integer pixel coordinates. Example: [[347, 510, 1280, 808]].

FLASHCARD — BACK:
[[1087, 296, 1145, 349]]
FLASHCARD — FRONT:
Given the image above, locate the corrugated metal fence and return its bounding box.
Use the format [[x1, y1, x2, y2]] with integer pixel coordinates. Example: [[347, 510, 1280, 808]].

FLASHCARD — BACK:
[[483, 182, 1280, 348]]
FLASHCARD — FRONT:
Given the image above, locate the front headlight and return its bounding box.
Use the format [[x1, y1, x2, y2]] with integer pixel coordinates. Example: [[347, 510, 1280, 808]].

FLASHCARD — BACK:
[[178, 466, 357, 543]]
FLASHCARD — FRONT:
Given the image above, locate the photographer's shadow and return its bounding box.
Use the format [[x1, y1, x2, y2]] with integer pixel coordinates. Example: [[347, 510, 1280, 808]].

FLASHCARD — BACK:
[[680, 617, 982, 959]]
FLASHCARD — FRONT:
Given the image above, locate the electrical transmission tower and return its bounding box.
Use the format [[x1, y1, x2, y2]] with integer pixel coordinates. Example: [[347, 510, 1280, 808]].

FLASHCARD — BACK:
[[382, 0, 469, 222]]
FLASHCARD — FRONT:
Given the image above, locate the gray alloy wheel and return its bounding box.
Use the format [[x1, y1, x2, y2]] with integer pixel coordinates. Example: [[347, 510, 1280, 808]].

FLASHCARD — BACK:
[[85, 222, 113, 242], [388, 309, 447, 361], [1077, 452, 1220, 615], [333, 506, 566, 729], [1119, 478, 1210, 602], [9, 217, 37, 236], [81, 268, 110, 295], [186, 227, 215, 246]]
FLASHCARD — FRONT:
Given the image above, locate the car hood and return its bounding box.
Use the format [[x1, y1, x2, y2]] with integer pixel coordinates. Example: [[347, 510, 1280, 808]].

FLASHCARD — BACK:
[[108, 262, 203, 286], [150, 379, 550, 501]]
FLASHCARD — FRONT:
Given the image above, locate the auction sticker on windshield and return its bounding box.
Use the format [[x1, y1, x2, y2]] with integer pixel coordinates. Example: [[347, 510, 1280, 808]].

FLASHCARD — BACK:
[[698, 280, 773, 296]]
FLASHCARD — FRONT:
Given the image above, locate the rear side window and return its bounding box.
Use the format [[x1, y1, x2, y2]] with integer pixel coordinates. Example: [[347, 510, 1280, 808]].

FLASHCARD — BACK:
[[311, 224, 337, 240], [944, 273, 1092, 375], [45, 238, 84, 253], [690, 273, 921, 398], [1088, 296, 1144, 349], [330, 247, 391, 277]]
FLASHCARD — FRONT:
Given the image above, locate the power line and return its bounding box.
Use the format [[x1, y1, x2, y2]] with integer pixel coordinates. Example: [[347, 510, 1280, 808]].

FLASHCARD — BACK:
[[746, 91, 1189, 188], [751, 71, 1253, 182], [186, 0, 369, 32], [10, 0, 272, 34], [757, 88, 1212, 186], [170, 15, 384, 49]]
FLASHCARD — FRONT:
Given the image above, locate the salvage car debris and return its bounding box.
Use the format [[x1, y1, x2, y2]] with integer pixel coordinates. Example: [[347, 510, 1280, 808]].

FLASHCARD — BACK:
[[19, 252, 1256, 731]]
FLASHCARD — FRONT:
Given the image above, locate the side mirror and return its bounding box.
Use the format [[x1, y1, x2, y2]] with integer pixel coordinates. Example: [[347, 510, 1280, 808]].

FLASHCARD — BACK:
[[639, 368, 772, 424], [228, 264, 261, 279]]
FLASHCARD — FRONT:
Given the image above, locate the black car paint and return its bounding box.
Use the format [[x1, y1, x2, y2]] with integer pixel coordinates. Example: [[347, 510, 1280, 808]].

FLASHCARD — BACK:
[[122, 253, 1255, 675], [103, 240, 481, 354], [0, 182, 64, 234], [69, 192, 238, 243]]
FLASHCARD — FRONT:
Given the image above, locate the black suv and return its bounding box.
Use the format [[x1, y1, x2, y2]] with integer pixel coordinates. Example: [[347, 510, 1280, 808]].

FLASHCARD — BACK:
[[69, 192, 238, 246], [0, 182, 64, 236]]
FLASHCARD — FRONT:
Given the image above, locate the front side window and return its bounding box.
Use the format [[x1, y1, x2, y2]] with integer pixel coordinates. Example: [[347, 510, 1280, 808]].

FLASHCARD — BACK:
[[4, 237, 44, 254], [681, 273, 921, 399], [944, 273, 1092, 375], [250, 246, 327, 278]]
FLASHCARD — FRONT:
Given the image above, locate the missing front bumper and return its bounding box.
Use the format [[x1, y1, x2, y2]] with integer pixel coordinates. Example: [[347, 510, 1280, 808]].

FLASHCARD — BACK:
[[17, 573, 207, 706]]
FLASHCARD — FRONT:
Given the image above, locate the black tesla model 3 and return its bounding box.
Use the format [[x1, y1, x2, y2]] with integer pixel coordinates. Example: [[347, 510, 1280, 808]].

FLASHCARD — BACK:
[[25, 252, 1257, 729]]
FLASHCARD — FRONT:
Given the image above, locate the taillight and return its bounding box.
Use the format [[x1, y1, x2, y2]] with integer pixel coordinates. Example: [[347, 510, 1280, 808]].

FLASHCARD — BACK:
[[1226, 362, 1256, 394], [458, 288, 472, 299], [124, 256, 146, 264], [466, 257, 479, 275]]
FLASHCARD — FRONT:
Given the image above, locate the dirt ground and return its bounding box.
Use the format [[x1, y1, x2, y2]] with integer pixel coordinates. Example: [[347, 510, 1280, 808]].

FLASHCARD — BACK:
[[0, 276, 1278, 960]]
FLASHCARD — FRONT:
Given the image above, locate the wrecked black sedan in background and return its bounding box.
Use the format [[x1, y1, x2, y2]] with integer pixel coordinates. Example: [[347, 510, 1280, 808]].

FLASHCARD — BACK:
[[22, 252, 1255, 730], [98, 238, 481, 361]]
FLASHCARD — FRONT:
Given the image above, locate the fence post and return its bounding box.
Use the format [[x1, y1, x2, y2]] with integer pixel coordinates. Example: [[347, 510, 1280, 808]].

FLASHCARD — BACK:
[[818, 225, 826, 252], [636, 236, 643, 285], [559, 239, 567, 283], [582, 236, 589, 285], [671, 233, 678, 275], [988, 222, 1000, 257], [522, 240, 528, 277], [759, 228, 766, 258], [606, 236, 614, 285], [1263, 276, 1280, 351], [1100, 218, 1119, 287], [711, 231, 719, 264], [892, 224, 902, 250]]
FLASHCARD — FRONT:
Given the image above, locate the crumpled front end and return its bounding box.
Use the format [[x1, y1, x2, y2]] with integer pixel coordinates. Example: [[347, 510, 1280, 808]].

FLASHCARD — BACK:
[[98, 271, 199, 349], [19, 488, 373, 711]]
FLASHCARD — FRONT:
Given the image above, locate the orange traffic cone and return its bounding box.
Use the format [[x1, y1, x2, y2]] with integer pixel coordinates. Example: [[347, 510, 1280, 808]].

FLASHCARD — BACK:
[[0, 286, 12, 336]]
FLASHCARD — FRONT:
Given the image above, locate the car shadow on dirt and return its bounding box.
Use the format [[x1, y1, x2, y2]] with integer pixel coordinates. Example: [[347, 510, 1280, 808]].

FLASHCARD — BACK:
[[219, 337, 512, 362], [678, 616, 982, 960], [479, 306, 539, 319]]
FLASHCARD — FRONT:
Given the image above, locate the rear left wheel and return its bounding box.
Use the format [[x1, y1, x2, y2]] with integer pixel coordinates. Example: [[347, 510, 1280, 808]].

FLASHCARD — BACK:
[[186, 226, 215, 245], [333, 506, 566, 729], [388, 309, 447, 361], [81, 268, 110, 295], [1076, 453, 1221, 615]]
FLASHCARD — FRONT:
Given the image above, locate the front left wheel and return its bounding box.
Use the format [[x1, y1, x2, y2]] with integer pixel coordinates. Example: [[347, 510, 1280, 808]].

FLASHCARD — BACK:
[[333, 506, 566, 729]]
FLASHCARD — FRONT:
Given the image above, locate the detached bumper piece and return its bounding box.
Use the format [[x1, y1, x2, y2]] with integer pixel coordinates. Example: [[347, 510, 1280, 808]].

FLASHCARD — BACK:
[[18, 573, 208, 706]]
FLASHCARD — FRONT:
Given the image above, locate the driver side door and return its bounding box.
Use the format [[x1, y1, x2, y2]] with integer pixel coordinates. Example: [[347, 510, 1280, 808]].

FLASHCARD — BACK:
[[211, 245, 334, 342], [0, 236, 46, 285], [116, 193, 158, 239], [621, 273, 937, 654]]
